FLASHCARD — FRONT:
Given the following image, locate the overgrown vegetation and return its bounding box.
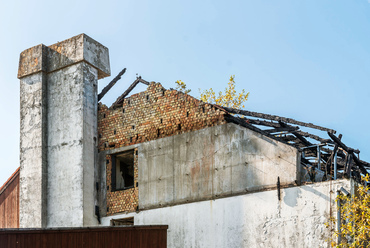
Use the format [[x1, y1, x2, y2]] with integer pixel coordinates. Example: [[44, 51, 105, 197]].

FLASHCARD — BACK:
[[175, 75, 249, 109]]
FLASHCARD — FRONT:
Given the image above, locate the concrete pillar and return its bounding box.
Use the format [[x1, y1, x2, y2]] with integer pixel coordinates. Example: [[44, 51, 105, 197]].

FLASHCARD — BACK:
[[18, 34, 110, 228]]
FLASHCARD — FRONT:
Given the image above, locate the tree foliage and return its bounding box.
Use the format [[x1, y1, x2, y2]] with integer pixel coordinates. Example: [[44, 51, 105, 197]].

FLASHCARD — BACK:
[[199, 75, 249, 109], [175, 80, 191, 94], [175, 75, 249, 109], [328, 175, 370, 247]]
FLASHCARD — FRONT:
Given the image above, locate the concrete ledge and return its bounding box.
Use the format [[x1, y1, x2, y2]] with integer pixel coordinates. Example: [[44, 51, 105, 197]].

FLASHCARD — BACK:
[[18, 34, 110, 79]]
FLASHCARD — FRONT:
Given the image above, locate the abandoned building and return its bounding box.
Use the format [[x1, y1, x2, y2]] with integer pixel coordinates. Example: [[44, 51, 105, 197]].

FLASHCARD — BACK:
[[0, 34, 369, 247]]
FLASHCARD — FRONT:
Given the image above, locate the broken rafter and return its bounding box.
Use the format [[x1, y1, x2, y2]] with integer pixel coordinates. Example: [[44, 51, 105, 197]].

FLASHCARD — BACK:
[[279, 122, 312, 147], [328, 132, 368, 175], [325, 134, 342, 175], [113, 77, 150, 107], [226, 115, 295, 147], [225, 115, 268, 136], [243, 118, 281, 128], [265, 126, 299, 134], [327, 132, 360, 154], [98, 68, 126, 101], [222, 106, 336, 133], [295, 131, 332, 144]]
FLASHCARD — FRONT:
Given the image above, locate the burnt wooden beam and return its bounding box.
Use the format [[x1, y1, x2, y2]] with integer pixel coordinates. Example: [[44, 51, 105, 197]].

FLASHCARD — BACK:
[[352, 154, 369, 175], [325, 134, 342, 175], [222, 106, 336, 133], [138, 77, 150, 85], [265, 126, 299, 134], [113, 77, 150, 107], [279, 135, 297, 142], [295, 131, 332, 144], [280, 121, 312, 147], [224, 115, 268, 136], [98, 68, 126, 101], [328, 132, 368, 175], [225, 115, 297, 148], [327, 132, 360, 154], [243, 118, 281, 128]]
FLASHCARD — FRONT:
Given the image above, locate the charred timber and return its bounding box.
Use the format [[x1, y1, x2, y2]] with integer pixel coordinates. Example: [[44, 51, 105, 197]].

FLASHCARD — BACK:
[[98, 68, 126, 101], [327, 132, 360, 154], [243, 118, 281, 128], [265, 126, 299, 134], [222, 106, 336, 133], [113, 77, 150, 107]]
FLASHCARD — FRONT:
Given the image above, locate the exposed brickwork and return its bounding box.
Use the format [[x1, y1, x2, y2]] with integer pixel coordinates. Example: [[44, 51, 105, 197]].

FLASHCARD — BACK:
[[106, 148, 139, 215], [98, 82, 227, 215]]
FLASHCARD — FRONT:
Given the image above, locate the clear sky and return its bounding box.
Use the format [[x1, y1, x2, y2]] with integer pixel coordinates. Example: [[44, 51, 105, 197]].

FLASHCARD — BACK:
[[1, 0, 370, 185]]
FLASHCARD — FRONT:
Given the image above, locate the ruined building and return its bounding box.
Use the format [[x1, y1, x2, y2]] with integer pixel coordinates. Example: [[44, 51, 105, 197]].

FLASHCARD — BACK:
[[0, 34, 368, 247]]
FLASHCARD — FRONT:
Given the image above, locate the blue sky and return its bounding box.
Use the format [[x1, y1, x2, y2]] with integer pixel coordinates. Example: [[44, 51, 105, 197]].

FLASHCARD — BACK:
[[1, 0, 370, 185]]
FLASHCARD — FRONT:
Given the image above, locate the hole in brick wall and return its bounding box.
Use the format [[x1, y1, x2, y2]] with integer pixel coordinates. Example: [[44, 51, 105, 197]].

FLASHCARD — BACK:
[[114, 130, 116, 135], [128, 100, 130, 105], [99, 134, 102, 138], [122, 108, 125, 113], [135, 150, 138, 155], [107, 186, 109, 190], [136, 182, 138, 187], [109, 143, 115, 148], [178, 124, 181, 130], [162, 90, 165, 96], [187, 112, 189, 117], [107, 207, 109, 212], [106, 159, 109, 164], [136, 134, 138, 140], [103, 113, 106, 118], [202, 107, 205, 113], [160, 119, 163, 124], [157, 129, 160, 137], [132, 125, 135, 130], [130, 137, 133, 142], [146, 95, 149, 100], [111, 150, 135, 192]]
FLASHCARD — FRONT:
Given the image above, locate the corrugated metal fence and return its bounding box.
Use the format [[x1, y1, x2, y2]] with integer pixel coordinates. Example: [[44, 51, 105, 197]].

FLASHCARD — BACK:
[[0, 225, 168, 248]]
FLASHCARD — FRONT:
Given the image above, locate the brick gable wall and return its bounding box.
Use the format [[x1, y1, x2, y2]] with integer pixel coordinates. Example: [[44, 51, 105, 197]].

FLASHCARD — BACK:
[[98, 83, 227, 215]]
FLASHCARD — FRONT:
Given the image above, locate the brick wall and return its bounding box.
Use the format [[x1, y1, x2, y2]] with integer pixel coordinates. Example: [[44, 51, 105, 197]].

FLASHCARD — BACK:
[[106, 148, 139, 215], [98, 83, 227, 215]]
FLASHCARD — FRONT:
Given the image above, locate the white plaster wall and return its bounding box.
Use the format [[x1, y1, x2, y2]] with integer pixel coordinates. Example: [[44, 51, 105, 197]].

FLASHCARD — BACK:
[[139, 123, 299, 209], [102, 180, 349, 248]]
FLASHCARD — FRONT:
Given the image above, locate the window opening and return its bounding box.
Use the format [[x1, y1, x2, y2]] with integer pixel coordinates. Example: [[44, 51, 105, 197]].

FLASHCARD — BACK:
[[111, 150, 135, 191], [111, 217, 134, 226]]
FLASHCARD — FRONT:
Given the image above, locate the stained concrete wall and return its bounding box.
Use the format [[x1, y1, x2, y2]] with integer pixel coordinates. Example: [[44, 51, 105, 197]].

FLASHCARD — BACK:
[[138, 123, 300, 209], [19, 71, 47, 228], [102, 179, 349, 248], [18, 34, 110, 228]]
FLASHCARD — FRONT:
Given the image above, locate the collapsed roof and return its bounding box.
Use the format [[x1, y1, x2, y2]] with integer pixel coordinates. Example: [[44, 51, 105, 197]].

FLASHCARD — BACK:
[[100, 70, 369, 183]]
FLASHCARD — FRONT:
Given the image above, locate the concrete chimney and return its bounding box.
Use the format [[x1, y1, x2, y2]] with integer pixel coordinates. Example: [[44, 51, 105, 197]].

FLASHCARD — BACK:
[[18, 34, 110, 228]]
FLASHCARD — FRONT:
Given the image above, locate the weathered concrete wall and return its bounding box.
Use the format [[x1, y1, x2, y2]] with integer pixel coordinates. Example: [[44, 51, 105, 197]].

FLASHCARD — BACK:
[[19, 69, 47, 228], [45, 62, 99, 227], [18, 34, 110, 228], [138, 123, 299, 209], [102, 179, 349, 248]]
